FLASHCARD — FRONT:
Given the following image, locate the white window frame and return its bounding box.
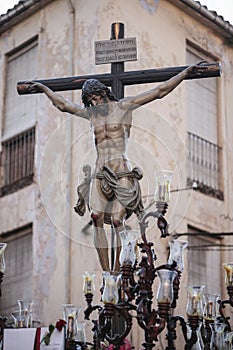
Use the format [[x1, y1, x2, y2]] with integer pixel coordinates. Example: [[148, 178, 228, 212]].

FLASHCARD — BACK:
[[0, 224, 33, 317]]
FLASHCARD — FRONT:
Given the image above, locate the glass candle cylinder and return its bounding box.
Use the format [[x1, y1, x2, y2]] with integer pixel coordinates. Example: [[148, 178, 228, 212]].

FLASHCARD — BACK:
[[76, 321, 86, 343], [210, 322, 227, 350], [0, 243, 7, 273], [186, 322, 204, 350], [17, 299, 34, 328], [11, 310, 27, 328], [154, 170, 173, 203], [203, 294, 220, 321], [168, 239, 188, 271], [82, 272, 95, 294], [186, 285, 205, 316], [119, 230, 140, 266], [62, 304, 81, 340], [225, 331, 233, 350], [223, 262, 233, 287], [156, 269, 177, 304], [102, 271, 121, 305]]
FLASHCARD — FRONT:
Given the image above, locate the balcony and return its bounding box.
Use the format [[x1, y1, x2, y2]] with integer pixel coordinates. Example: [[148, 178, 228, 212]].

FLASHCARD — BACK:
[[187, 131, 223, 200]]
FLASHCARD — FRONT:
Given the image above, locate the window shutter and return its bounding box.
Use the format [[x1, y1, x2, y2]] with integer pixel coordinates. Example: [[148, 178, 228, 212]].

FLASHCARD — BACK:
[[3, 41, 38, 140]]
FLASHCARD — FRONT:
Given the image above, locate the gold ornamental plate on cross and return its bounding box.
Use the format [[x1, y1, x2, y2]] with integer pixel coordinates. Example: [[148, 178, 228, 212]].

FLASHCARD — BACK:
[[95, 37, 137, 65]]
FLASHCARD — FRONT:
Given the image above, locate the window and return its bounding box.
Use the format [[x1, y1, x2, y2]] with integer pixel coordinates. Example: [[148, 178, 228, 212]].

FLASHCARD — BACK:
[[3, 39, 38, 139], [187, 227, 221, 295], [0, 224, 33, 316], [1, 127, 35, 196], [186, 45, 223, 200], [1, 38, 37, 195]]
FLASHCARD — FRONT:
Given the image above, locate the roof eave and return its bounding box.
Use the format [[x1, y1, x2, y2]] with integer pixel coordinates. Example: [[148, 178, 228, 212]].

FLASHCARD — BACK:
[[169, 0, 233, 39], [0, 0, 54, 35]]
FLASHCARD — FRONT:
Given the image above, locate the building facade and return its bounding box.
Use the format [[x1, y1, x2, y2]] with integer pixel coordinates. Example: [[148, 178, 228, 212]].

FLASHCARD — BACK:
[[0, 0, 233, 347]]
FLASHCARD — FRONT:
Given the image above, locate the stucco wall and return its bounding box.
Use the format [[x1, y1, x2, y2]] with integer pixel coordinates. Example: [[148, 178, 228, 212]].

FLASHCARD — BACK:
[[0, 0, 233, 347]]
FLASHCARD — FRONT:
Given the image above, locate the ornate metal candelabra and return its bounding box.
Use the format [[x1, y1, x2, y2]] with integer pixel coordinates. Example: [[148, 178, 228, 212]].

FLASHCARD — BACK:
[[65, 171, 233, 350], [80, 234, 233, 350], [0, 176, 232, 350], [81, 206, 188, 350]]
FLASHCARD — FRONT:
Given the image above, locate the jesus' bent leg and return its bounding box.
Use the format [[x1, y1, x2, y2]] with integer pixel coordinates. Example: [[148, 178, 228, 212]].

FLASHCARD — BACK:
[[111, 204, 127, 272], [91, 211, 110, 272]]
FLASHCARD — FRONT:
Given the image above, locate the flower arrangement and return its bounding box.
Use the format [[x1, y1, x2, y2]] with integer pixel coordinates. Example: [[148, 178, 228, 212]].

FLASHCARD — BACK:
[[40, 319, 66, 346]]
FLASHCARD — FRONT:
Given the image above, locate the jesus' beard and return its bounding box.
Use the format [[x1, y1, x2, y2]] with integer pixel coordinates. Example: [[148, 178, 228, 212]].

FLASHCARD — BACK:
[[90, 98, 109, 117]]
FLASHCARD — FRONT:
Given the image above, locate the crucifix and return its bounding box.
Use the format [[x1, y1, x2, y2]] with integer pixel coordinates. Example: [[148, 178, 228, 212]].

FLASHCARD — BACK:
[[17, 22, 221, 99], [17, 23, 221, 272]]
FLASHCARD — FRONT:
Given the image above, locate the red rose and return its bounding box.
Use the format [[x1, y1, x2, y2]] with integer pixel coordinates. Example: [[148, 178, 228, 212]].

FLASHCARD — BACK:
[[55, 319, 66, 331]]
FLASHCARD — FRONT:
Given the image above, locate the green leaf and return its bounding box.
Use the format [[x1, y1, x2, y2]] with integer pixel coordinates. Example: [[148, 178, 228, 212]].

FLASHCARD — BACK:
[[44, 333, 51, 346], [48, 324, 55, 333]]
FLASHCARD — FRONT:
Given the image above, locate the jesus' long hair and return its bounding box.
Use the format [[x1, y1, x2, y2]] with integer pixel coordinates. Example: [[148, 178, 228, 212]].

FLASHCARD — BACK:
[[81, 79, 118, 108]]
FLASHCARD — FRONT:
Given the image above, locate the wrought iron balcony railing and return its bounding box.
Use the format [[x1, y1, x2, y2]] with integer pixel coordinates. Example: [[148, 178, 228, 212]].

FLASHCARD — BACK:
[[187, 131, 223, 200]]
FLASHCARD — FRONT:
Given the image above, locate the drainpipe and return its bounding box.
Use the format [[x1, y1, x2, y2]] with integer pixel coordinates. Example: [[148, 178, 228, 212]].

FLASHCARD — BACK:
[[66, 0, 75, 304]]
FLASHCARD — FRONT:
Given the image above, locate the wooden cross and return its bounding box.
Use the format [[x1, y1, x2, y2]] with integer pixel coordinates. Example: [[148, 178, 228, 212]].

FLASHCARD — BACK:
[[16, 23, 222, 273], [17, 23, 221, 99]]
